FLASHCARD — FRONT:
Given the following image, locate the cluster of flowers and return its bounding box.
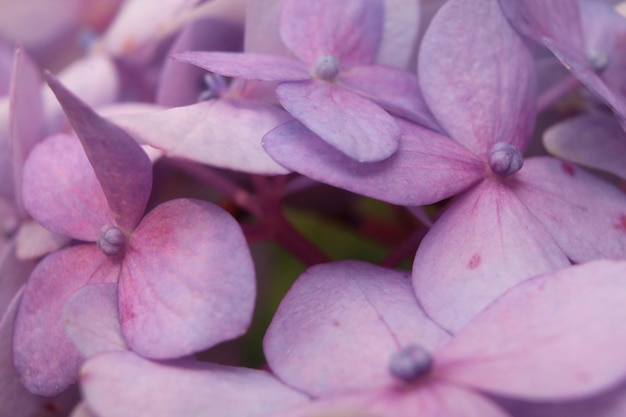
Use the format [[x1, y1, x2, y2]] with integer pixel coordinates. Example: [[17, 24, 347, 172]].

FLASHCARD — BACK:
[[2, 0, 626, 416]]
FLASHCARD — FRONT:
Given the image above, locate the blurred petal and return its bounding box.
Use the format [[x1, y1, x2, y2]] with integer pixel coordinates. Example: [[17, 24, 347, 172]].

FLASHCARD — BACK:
[[413, 180, 570, 333], [338, 65, 439, 129], [437, 260, 626, 400], [263, 120, 484, 206], [13, 245, 120, 396], [265, 261, 450, 396], [513, 157, 626, 262], [112, 99, 291, 175], [9, 47, 43, 217], [120, 199, 256, 359], [419, 0, 536, 156], [45, 73, 152, 231], [22, 134, 114, 241], [15, 219, 69, 260], [81, 352, 309, 417], [543, 113, 626, 180], [174, 51, 310, 81], [279, 0, 384, 66], [70, 402, 98, 417], [0, 288, 45, 417], [376, 0, 420, 69], [244, 0, 289, 56], [63, 283, 128, 358], [0, 241, 33, 316], [276, 80, 400, 162]]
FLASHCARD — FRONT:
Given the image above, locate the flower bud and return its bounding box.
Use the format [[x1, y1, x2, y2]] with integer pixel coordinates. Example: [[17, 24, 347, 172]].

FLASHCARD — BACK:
[[488, 142, 523, 177], [388, 344, 433, 383], [98, 226, 126, 256], [314, 55, 340, 81]]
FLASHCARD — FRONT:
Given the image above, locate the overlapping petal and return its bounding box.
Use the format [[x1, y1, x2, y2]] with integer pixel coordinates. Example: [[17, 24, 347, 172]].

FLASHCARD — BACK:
[[119, 199, 255, 359], [419, 0, 536, 156], [413, 180, 570, 332], [80, 352, 309, 417], [264, 261, 450, 396], [263, 120, 484, 206]]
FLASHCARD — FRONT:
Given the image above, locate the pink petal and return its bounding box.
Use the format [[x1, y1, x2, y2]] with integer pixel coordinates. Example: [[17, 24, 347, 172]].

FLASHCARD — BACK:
[[70, 402, 98, 417], [419, 0, 536, 156], [263, 120, 484, 206], [376, 0, 420, 69], [337, 65, 439, 129], [173, 51, 310, 82], [413, 180, 570, 333], [22, 134, 115, 241], [12, 244, 120, 396], [271, 383, 512, 417], [8, 47, 42, 217], [15, 219, 69, 260], [244, 0, 289, 56], [437, 260, 626, 400], [119, 199, 255, 359], [0, 288, 46, 417], [63, 283, 128, 358], [279, 0, 384, 67], [276, 80, 400, 162], [543, 113, 626, 180], [513, 157, 626, 262], [112, 99, 291, 175], [81, 351, 309, 417], [45, 73, 152, 231], [264, 261, 450, 397]]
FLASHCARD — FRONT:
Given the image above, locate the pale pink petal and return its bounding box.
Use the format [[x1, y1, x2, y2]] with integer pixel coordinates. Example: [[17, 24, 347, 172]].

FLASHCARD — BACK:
[[22, 134, 114, 241], [437, 260, 626, 400], [264, 261, 450, 397], [338, 65, 439, 129], [413, 180, 570, 333], [0, 241, 33, 316], [272, 383, 512, 417], [0, 288, 46, 417], [543, 113, 626, 180], [8, 47, 43, 217], [376, 0, 420, 69], [81, 352, 309, 417], [264, 120, 484, 204], [12, 245, 120, 396], [513, 157, 626, 262], [0, 41, 13, 95], [70, 402, 98, 417], [112, 99, 291, 175], [419, 0, 536, 156], [276, 80, 400, 162], [15, 219, 69, 260], [174, 51, 310, 81], [119, 199, 255, 359], [63, 283, 128, 358], [43, 53, 119, 135], [244, 0, 288, 56], [279, 0, 384, 67], [45, 73, 152, 231]]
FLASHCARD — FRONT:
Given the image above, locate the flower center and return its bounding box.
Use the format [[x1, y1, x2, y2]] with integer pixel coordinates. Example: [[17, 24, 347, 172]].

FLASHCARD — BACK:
[[488, 142, 524, 177], [97, 226, 126, 256], [197, 73, 228, 102], [388, 344, 433, 383], [587, 48, 609, 73], [314, 55, 340, 81]]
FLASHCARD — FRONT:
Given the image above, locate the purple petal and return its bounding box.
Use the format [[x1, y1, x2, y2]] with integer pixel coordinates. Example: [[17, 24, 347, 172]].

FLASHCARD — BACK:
[[263, 120, 484, 206], [63, 283, 128, 358], [264, 261, 450, 396], [437, 260, 626, 400], [22, 134, 115, 241], [0, 288, 45, 417], [173, 51, 310, 82], [45, 73, 152, 231], [13, 244, 120, 396], [8, 47, 43, 217], [276, 80, 400, 162], [279, 0, 384, 67], [337, 65, 439, 129], [81, 352, 309, 417], [112, 99, 291, 175], [513, 157, 626, 262], [413, 180, 570, 333], [119, 199, 255, 359], [419, 0, 536, 156], [543, 113, 626, 180]]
